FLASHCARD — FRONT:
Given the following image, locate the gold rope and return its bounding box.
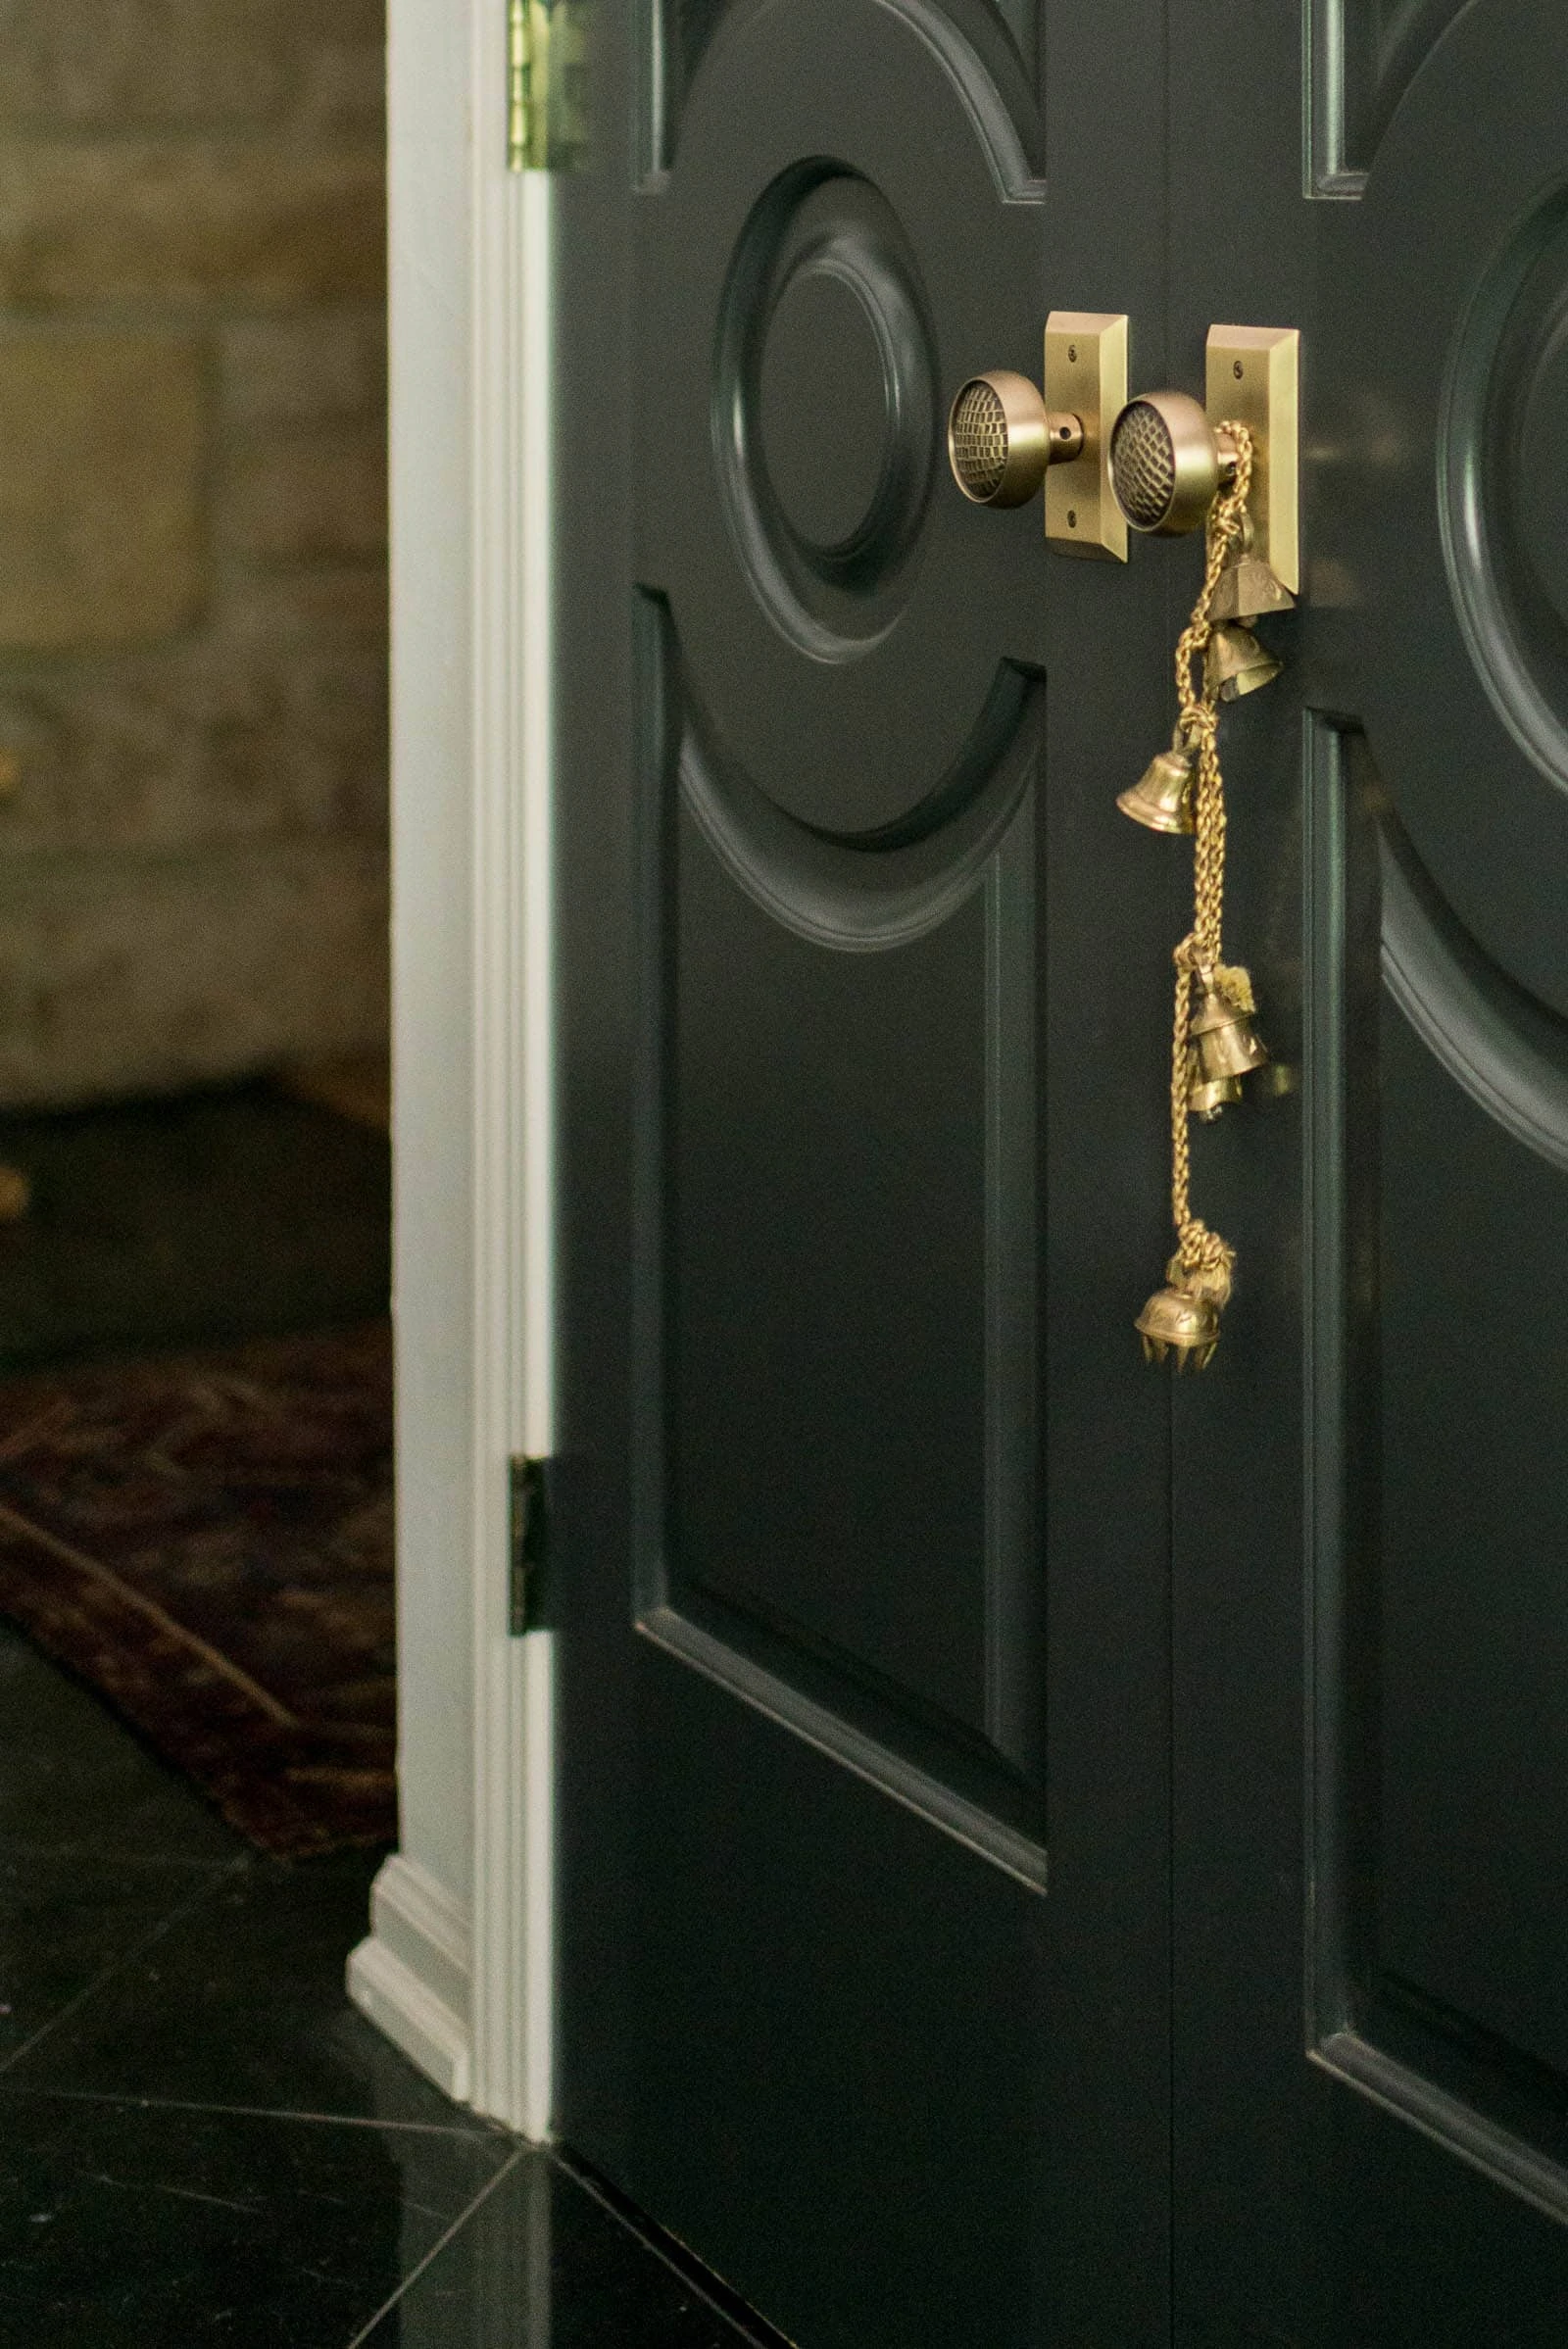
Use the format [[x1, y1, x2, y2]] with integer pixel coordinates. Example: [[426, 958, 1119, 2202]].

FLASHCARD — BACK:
[[1167, 423, 1254, 1290]]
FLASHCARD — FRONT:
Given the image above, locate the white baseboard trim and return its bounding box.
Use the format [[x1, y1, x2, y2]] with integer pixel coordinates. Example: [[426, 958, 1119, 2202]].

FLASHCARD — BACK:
[[347, 1854, 473, 2106]]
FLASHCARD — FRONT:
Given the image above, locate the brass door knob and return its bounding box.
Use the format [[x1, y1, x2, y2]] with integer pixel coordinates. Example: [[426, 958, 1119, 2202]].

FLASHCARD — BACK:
[[1108, 390, 1240, 536], [947, 370, 1084, 508]]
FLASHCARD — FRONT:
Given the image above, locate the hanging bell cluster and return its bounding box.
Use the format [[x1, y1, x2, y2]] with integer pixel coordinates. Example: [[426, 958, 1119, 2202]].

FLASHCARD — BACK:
[[1186, 966, 1268, 1120], [1117, 415, 1295, 1373], [1135, 1253, 1233, 1372]]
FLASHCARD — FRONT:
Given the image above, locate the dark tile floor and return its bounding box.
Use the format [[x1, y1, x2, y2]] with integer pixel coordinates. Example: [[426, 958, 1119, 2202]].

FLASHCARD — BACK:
[[0, 1626, 768, 2346]]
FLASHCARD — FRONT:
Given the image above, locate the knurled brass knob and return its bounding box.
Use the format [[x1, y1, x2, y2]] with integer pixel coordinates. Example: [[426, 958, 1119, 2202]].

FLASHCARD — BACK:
[[948, 370, 1084, 509], [1108, 390, 1239, 536]]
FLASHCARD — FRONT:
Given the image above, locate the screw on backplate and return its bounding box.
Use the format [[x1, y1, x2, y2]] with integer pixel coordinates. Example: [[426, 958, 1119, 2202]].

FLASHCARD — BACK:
[[1067, 510, 1077, 527], [1234, 361, 1244, 379], [1068, 344, 1077, 362]]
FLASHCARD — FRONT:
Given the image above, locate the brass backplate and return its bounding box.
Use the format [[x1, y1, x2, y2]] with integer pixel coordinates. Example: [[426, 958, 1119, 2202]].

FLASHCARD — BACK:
[[509, 0, 589, 172], [1205, 325, 1299, 594], [1044, 312, 1129, 562]]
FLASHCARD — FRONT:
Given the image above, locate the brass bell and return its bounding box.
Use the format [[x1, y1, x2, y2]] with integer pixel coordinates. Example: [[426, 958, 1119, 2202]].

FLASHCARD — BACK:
[[1135, 1280, 1220, 1370], [1187, 1050, 1242, 1122], [1210, 553, 1297, 624], [1191, 974, 1269, 1084], [1205, 622, 1282, 701], [1117, 733, 1196, 834]]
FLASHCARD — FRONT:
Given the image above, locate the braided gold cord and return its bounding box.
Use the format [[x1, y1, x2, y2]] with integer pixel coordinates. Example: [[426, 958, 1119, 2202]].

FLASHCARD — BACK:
[[1168, 423, 1254, 1286]]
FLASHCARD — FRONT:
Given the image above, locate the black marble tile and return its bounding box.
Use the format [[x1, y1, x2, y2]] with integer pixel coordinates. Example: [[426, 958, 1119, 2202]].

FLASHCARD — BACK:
[[8, 1850, 474, 2130], [0, 1630, 240, 1866], [0, 1615, 773, 2346], [360, 2152, 767, 2348], [0, 1850, 231, 2066], [0, 2092, 514, 2349]]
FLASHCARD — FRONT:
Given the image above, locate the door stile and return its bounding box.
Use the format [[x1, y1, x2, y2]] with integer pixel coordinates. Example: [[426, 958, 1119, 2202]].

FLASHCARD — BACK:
[[1163, 0, 1323, 2332], [1034, 3, 1176, 2337]]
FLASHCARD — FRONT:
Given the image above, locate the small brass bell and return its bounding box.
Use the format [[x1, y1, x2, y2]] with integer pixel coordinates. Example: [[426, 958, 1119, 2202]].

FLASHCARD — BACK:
[[1209, 554, 1297, 625], [1187, 1054, 1242, 1121], [1191, 974, 1269, 1084], [1118, 733, 1196, 834], [1135, 1280, 1220, 1370], [1205, 622, 1282, 701]]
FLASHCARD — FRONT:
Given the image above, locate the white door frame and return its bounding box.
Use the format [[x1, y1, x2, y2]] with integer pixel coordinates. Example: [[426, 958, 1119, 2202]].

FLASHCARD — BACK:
[[347, 0, 556, 2141]]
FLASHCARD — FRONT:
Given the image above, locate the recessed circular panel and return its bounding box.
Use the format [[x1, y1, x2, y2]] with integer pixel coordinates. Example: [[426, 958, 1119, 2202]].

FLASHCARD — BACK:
[[1515, 287, 1568, 635], [713, 169, 937, 673], [634, 0, 1054, 845], [759, 261, 896, 555], [1325, 0, 1568, 1019], [1441, 191, 1568, 799]]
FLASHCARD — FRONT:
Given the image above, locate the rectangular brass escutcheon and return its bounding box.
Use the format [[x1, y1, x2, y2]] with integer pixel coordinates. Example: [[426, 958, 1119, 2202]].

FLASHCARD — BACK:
[[509, 0, 590, 172], [1044, 312, 1129, 562], [1206, 325, 1299, 594]]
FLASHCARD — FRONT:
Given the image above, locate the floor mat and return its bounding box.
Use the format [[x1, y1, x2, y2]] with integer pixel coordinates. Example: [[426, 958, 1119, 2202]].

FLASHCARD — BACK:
[[0, 1322, 394, 1857]]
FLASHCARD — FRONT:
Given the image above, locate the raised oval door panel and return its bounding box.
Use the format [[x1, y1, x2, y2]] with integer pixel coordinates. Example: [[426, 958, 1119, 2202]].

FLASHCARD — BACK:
[[1169, 0, 1568, 2335], [554, 1, 1178, 2342]]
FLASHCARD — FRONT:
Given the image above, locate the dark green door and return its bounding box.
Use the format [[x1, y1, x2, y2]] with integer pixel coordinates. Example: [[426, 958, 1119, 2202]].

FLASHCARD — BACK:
[[1173, 0, 1568, 2339], [554, 3, 1174, 2342], [554, 0, 1568, 2340]]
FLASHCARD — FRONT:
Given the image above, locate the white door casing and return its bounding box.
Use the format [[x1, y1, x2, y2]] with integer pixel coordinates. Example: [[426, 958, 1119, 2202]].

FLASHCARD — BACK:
[[346, 0, 556, 2141]]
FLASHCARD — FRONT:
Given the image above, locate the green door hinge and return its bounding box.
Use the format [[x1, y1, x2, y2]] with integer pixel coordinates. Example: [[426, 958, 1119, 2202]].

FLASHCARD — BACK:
[[508, 0, 589, 173], [509, 1455, 553, 1634]]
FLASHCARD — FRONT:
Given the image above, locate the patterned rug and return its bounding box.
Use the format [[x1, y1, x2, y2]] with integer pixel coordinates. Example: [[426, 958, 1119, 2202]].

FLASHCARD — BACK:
[[0, 1323, 394, 1857]]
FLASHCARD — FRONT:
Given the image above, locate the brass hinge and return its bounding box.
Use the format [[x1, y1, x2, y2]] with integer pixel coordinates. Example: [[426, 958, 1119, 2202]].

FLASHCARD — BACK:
[[508, 0, 589, 173], [509, 1455, 552, 1634]]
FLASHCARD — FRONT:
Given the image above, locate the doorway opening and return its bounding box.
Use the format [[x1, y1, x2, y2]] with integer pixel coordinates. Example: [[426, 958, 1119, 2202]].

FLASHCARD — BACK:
[[0, 0, 393, 1847]]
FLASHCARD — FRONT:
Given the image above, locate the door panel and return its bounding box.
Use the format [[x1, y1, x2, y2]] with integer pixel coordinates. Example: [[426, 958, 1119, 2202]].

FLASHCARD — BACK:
[[627, 1672, 1049, 2345], [1377, 913, 1568, 2083], [1307, 735, 1568, 2204], [653, 0, 1045, 178], [1330, 3, 1568, 1020], [1312, 1, 1471, 185], [662, 778, 1047, 1853]]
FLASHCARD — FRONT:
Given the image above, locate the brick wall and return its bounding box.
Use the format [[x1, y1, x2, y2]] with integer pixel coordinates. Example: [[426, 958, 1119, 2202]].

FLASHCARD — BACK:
[[0, 0, 388, 1105]]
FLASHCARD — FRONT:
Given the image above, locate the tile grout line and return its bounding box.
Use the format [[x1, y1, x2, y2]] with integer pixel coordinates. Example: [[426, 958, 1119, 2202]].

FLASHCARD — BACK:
[[0, 2080, 514, 2142], [0, 1853, 253, 2079], [547, 2150, 795, 2348], [341, 2145, 530, 2347]]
